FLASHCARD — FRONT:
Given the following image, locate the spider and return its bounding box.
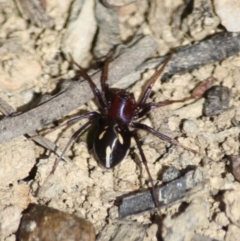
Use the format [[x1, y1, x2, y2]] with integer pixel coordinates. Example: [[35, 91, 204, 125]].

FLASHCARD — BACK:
[[46, 54, 198, 206]]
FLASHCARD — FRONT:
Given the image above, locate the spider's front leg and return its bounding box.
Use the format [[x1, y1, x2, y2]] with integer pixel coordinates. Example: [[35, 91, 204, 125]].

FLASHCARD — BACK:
[[135, 76, 215, 119], [135, 98, 193, 119], [70, 55, 107, 111], [137, 55, 172, 107]]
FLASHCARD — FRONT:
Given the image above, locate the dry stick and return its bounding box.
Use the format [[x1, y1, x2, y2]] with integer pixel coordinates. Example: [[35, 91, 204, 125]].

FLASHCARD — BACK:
[[0, 98, 71, 162], [0, 35, 158, 144], [119, 169, 204, 218], [138, 31, 240, 80]]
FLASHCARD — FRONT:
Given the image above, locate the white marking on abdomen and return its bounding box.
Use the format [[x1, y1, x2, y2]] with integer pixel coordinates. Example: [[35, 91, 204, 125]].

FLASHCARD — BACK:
[[98, 130, 106, 140], [118, 133, 124, 144], [106, 146, 112, 168]]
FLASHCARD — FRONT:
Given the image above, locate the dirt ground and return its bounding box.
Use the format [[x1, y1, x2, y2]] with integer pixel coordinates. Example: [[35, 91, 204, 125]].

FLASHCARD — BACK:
[[1, 0, 240, 241]]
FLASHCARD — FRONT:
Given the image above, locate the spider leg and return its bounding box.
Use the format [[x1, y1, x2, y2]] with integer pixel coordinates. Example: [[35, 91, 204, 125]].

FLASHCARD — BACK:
[[137, 54, 172, 107], [38, 113, 100, 194], [131, 122, 198, 154], [101, 56, 111, 96], [135, 76, 215, 119], [135, 98, 192, 119], [50, 119, 95, 175], [35, 112, 100, 137], [132, 131, 160, 209], [69, 54, 107, 111]]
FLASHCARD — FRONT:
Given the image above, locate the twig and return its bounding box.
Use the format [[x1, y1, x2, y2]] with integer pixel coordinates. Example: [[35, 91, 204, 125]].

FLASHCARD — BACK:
[[119, 168, 204, 218], [0, 98, 71, 162], [138, 31, 240, 80]]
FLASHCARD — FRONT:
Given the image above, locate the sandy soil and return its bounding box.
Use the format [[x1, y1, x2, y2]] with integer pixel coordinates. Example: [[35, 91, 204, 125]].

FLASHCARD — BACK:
[[1, 0, 240, 240]]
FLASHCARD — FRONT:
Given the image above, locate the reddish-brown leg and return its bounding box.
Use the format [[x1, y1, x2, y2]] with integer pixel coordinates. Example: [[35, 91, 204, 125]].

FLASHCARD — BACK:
[[135, 97, 192, 119], [51, 112, 100, 172], [37, 112, 100, 137], [135, 76, 215, 119], [131, 122, 198, 154], [137, 55, 172, 107], [101, 57, 111, 96], [70, 55, 107, 111], [38, 113, 100, 194]]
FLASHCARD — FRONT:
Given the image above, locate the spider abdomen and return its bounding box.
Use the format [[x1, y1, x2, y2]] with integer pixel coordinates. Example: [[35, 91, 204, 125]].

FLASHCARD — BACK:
[[93, 119, 131, 169]]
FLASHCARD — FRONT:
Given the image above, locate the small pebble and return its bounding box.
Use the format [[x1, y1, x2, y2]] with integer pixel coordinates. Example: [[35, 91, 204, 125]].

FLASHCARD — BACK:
[[214, 0, 240, 32], [224, 190, 240, 227], [162, 166, 181, 183], [203, 86, 231, 116], [18, 204, 95, 241], [182, 120, 198, 134], [227, 155, 240, 182]]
